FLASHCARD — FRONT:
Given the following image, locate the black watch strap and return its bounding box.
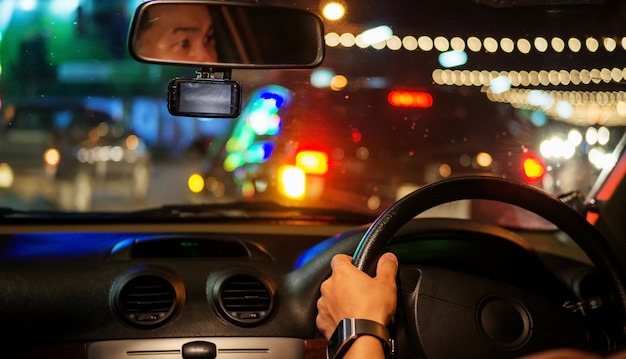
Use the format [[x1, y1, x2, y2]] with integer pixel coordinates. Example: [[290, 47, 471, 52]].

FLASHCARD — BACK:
[[327, 318, 394, 359]]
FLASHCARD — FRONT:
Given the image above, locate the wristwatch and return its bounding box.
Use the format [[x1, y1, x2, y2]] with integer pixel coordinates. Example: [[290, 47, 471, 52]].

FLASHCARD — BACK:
[[326, 318, 394, 359]]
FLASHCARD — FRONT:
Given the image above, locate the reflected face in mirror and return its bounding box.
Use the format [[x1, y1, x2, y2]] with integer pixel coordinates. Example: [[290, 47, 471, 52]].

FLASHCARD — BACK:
[[135, 4, 217, 63]]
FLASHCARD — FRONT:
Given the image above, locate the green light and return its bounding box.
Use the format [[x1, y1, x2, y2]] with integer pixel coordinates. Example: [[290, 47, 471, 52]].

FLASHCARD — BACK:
[[224, 152, 245, 172]]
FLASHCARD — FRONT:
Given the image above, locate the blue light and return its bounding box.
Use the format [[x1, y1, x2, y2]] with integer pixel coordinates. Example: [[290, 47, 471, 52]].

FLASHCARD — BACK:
[[3, 233, 128, 260], [311, 69, 335, 88], [527, 90, 554, 110], [51, 0, 79, 15], [530, 110, 548, 127], [246, 142, 275, 163], [438, 50, 468, 68], [259, 92, 285, 109], [556, 101, 574, 119], [19, 0, 37, 11], [489, 76, 511, 94], [364, 77, 389, 88], [294, 236, 343, 269]]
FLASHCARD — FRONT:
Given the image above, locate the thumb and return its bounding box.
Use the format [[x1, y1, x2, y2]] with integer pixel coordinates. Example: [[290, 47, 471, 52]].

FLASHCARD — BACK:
[[375, 252, 398, 282]]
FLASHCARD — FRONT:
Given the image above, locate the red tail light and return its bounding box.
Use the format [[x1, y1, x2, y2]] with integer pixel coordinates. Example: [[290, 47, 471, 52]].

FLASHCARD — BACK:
[[388, 90, 433, 108], [296, 150, 329, 175], [522, 154, 545, 183]]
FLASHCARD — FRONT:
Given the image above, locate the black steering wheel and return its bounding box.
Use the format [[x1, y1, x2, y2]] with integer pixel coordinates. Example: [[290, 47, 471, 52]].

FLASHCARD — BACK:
[[353, 176, 626, 358]]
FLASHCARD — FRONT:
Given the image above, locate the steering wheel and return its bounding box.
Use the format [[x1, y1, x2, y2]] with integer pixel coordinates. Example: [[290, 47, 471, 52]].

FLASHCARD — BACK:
[[353, 176, 626, 358]]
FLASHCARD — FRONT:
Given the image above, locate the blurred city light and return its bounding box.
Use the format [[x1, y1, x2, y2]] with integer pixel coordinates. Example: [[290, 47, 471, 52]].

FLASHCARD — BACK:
[[19, 0, 37, 11], [586, 127, 599, 145], [279, 165, 306, 199], [527, 90, 554, 110], [246, 142, 274, 163], [438, 50, 468, 68], [534, 37, 548, 52], [188, 174, 205, 193], [530, 111, 548, 127], [450, 37, 465, 51], [539, 136, 577, 160], [500, 38, 514, 53], [556, 101, 574, 119], [517, 38, 531, 54], [388, 90, 433, 108], [434, 36, 449, 52], [467, 37, 481, 52], [522, 154, 545, 182], [296, 150, 329, 175], [568, 38, 582, 52], [322, 2, 345, 20], [588, 148, 616, 169], [484, 37, 498, 52], [367, 196, 381, 210], [402, 36, 418, 51], [551, 37, 565, 52], [418, 36, 433, 51], [475, 152, 493, 168], [0, 163, 14, 188], [325, 33, 340, 47], [604, 37, 617, 52], [489, 76, 511, 94], [568, 129, 583, 146], [359, 25, 393, 45], [386, 36, 402, 50], [51, 0, 79, 14], [598, 126, 610, 145], [340, 33, 356, 47], [586, 37, 599, 52], [330, 75, 348, 91], [439, 163, 451, 177], [44, 148, 60, 167]]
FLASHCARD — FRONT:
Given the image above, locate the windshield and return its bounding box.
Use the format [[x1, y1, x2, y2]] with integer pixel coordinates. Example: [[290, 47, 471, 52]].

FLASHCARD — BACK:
[[1, 0, 625, 224]]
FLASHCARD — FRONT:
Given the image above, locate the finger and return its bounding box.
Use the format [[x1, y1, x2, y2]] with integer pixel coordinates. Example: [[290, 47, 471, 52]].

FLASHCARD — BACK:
[[319, 278, 330, 296], [330, 253, 353, 271], [316, 295, 325, 312], [375, 252, 398, 282]]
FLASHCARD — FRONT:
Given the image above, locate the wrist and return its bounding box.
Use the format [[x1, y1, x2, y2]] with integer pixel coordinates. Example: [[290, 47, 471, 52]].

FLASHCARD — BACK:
[[344, 335, 386, 359], [326, 318, 394, 359]]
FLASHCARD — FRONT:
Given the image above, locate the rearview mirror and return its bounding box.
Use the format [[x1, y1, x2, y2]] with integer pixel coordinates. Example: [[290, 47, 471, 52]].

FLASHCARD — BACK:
[[128, 0, 325, 68]]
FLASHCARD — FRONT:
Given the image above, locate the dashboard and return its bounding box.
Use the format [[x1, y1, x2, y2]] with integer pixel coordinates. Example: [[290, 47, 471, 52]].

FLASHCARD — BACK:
[[0, 217, 607, 359]]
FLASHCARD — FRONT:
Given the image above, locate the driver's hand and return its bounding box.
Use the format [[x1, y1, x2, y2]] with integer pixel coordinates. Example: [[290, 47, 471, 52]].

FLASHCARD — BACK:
[[316, 252, 398, 340]]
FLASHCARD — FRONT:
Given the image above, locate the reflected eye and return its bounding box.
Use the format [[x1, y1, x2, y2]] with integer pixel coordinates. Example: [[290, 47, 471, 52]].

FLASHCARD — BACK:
[[175, 39, 191, 50], [204, 35, 215, 46]]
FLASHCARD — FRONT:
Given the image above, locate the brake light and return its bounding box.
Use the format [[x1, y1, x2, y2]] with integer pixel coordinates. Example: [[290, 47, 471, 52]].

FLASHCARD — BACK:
[[388, 91, 433, 108], [522, 154, 545, 183], [296, 150, 329, 175]]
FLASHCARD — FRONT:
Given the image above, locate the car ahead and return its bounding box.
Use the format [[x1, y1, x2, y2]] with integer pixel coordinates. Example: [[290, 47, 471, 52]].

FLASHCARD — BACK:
[[0, 97, 151, 211], [0, 0, 626, 359]]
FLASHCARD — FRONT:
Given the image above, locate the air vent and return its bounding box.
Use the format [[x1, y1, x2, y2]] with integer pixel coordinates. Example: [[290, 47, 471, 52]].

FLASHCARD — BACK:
[[217, 275, 273, 326], [116, 275, 178, 329]]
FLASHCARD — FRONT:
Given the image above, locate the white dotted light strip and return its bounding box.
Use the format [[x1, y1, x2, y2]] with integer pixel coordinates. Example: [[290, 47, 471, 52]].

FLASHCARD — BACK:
[[325, 33, 626, 54], [432, 68, 626, 87], [486, 88, 626, 126]]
